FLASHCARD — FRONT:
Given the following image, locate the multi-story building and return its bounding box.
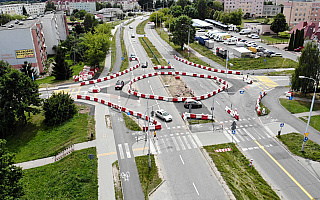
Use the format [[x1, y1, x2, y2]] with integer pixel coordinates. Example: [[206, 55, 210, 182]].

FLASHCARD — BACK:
[[0, 3, 46, 17], [283, 1, 313, 28], [69, 1, 96, 14], [0, 19, 47, 74], [224, 0, 264, 17], [263, 5, 283, 17]]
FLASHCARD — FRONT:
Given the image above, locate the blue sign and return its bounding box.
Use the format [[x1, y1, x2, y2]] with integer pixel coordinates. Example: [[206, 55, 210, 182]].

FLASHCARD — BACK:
[[264, 59, 266, 62], [240, 90, 244, 94], [121, 57, 124, 60], [303, 137, 308, 142], [232, 130, 236, 134], [127, 112, 131, 115], [289, 96, 293, 100], [289, 82, 291, 86], [227, 58, 229, 61], [168, 61, 170, 65], [280, 123, 284, 127], [183, 46, 185, 50]]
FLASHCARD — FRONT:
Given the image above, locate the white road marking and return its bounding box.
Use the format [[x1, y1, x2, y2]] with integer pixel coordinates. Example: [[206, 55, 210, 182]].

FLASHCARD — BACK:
[[155, 139, 162, 154], [192, 134, 203, 147], [172, 137, 180, 151], [216, 101, 220, 105], [179, 155, 185, 165], [166, 138, 173, 152], [188, 135, 197, 148], [183, 136, 191, 149], [193, 182, 200, 196], [118, 144, 124, 159], [242, 128, 256, 140], [177, 136, 186, 150], [124, 143, 131, 158]]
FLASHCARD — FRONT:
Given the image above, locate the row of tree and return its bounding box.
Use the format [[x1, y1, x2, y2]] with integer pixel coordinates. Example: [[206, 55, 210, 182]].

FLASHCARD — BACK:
[[288, 29, 305, 51], [212, 9, 243, 25]]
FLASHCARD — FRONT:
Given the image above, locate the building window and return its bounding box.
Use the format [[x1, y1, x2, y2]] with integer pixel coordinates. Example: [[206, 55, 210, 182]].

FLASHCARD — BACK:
[[295, 13, 297, 16]]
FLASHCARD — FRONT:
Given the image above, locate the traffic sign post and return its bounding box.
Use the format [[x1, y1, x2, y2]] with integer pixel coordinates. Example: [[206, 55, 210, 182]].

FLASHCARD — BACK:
[[278, 123, 284, 137], [88, 154, 95, 172], [240, 90, 244, 94], [303, 137, 308, 142], [231, 122, 236, 144], [127, 112, 131, 133]]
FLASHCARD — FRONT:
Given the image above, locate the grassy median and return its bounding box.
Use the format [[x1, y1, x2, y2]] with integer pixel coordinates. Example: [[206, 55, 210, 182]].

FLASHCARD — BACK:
[[136, 19, 148, 35], [139, 37, 167, 66], [122, 113, 142, 131], [204, 143, 280, 199], [21, 147, 98, 199]]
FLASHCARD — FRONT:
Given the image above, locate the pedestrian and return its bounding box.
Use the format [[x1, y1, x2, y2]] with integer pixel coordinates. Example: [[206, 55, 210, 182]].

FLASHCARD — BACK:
[[154, 130, 157, 139]]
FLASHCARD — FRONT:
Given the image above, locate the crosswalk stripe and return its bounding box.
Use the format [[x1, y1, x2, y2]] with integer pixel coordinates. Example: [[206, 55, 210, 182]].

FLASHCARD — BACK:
[[118, 144, 124, 159], [177, 136, 186, 150], [242, 128, 256, 140], [183, 136, 191, 149], [124, 143, 131, 158], [236, 129, 248, 141], [155, 139, 162, 154], [171, 137, 180, 151], [166, 138, 174, 152], [160, 138, 168, 153], [252, 127, 264, 139], [188, 135, 197, 148]]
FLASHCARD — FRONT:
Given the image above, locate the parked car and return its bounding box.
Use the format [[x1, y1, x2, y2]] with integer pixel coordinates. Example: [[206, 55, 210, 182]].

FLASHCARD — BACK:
[[130, 53, 136, 61], [198, 28, 206, 32], [240, 39, 247, 43], [129, 25, 133, 29], [155, 109, 172, 122], [141, 62, 148, 68], [294, 46, 304, 52], [257, 46, 266, 52], [184, 99, 202, 108], [247, 34, 255, 38], [251, 43, 258, 47], [115, 80, 124, 90], [270, 52, 282, 57], [131, 33, 135, 38], [251, 34, 260, 39]]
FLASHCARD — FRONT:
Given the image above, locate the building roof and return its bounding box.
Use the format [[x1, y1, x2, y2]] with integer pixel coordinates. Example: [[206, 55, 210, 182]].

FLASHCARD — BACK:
[[0, 19, 38, 31], [192, 19, 212, 28], [290, 21, 319, 40]]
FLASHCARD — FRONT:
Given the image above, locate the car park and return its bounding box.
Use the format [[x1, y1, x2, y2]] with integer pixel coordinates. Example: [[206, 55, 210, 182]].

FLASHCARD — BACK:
[[115, 80, 124, 90], [155, 109, 172, 122], [141, 62, 148, 68], [184, 99, 202, 108]]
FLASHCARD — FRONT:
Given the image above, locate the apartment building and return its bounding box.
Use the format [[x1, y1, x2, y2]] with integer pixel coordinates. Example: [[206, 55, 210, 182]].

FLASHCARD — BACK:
[[0, 19, 46, 74], [283, 1, 313, 28], [69, 1, 96, 14], [263, 5, 283, 17], [224, 0, 264, 17], [0, 3, 46, 17]]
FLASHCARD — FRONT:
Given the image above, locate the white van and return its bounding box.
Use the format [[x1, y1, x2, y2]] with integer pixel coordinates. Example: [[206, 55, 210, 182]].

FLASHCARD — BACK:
[[215, 33, 231, 42], [223, 38, 237, 45], [236, 41, 245, 47], [239, 29, 251, 35]]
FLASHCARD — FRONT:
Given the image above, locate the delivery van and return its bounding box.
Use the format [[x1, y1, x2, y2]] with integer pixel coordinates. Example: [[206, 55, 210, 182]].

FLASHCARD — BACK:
[[239, 29, 251, 35]]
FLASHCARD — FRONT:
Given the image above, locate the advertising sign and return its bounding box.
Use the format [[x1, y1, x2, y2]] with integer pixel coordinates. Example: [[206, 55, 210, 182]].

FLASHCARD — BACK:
[[15, 49, 34, 59]]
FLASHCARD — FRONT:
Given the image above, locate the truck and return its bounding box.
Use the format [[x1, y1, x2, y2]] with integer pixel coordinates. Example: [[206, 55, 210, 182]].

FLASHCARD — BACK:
[[239, 28, 251, 35], [198, 36, 209, 45], [248, 47, 257, 53], [205, 40, 214, 49], [214, 33, 231, 42], [216, 47, 227, 59], [233, 47, 252, 58]]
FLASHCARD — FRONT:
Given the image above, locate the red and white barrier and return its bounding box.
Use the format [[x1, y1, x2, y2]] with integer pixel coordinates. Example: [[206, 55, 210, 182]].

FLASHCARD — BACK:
[[130, 57, 139, 61], [128, 71, 228, 102], [215, 148, 231, 153], [182, 112, 213, 120], [76, 95, 162, 130], [225, 106, 239, 120], [74, 66, 98, 82], [80, 64, 140, 86], [88, 85, 101, 93], [153, 65, 174, 70], [256, 91, 267, 115], [174, 55, 242, 75], [243, 76, 253, 84]]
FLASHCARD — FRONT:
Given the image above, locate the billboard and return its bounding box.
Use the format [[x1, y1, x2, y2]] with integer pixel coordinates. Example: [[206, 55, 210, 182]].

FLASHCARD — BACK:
[[15, 49, 35, 59]]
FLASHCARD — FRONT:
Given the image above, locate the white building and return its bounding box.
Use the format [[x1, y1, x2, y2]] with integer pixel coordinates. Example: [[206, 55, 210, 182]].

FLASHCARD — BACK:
[[69, 1, 96, 14], [0, 3, 46, 17], [224, 0, 264, 17]]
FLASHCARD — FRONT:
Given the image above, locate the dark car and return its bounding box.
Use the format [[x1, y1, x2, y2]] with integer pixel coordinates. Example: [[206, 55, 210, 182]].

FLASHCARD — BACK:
[[141, 62, 148, 68], [115, 80, 124, 90], [184, 99, 202, 108]]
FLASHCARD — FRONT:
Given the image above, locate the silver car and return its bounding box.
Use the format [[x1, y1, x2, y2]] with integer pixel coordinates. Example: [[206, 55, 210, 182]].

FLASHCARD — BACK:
[[155, 109, 172, 122]]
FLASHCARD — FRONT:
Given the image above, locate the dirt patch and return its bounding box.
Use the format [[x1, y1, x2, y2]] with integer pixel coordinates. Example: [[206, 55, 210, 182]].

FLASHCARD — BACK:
[[160, 75, 193, 97], [76, 103, 91, 114], [112, 161, 123, 200], [105, 115, 112, 129]]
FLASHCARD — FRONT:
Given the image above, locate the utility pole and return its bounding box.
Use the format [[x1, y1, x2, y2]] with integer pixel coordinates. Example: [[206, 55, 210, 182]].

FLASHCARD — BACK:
[[187, 26, 190, 58]]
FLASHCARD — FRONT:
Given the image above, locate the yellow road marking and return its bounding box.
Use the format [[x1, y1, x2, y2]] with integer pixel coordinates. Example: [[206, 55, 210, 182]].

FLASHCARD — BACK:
[[256, 76, 279, 88], [76, 87, 81, 93], [97, 147, 149, 157], [254, 140, 315, 200]]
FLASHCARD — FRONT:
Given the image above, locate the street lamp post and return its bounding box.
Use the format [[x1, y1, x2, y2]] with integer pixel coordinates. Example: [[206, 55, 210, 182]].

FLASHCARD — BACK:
[[299, 76, 318, 152], [187, 26, 190, 58]]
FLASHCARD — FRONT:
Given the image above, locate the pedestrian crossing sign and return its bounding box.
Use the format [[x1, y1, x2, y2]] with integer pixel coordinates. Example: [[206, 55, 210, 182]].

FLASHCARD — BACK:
[[305, 132, 309, 137]]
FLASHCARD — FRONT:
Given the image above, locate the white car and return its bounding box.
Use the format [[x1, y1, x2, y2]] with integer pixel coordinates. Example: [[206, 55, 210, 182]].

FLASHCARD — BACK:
[[271, 53, 282, 57], [155, 109, 172, 122], [251, 34, 260, 39]]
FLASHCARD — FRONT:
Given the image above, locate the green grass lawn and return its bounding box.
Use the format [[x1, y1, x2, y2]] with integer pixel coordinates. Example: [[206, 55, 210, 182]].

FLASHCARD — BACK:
[[189, 119, 214, 124], [136, 19, 148, 35], [110, 28, 117, 75], [268, 70, 294, 76], [120, 26, 129, 72], [277, 133, 320, 162], [21, 147, 98, 199], [135, 155, 162, 199], [122, 113, 142, 131], [139, 37, 163, 65], [279, 98, 320, 114], [6, 105, 94, 163], [300, 115, 320, 132], [260, 35, 289, 44], [204, 143, 280, 199]]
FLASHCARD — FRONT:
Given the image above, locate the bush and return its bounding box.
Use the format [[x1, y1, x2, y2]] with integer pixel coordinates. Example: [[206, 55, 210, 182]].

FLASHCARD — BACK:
[[279, 31, 290, 38], [43, 92, 77, 126]]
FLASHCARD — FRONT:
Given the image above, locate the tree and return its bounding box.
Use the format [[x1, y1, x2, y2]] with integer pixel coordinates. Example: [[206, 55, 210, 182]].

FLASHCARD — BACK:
[[0, 14, 12, 25], [299, 29, 305, 47], [0, 139, 24, 199], [170, 5, 183, 17], [212, 10, 221, 20], [229, 9, 243, 25], [82, 30, 111, 68], [291, 42, 320, 93], [22, 6, 28, 16], [149, 11, 165, 27], [73, 24, 85, 35], [20, 61, 37, 80], [0, 61, 41, 137], [219, 12, 230, 24], [52, 46, 73, 80], [288, 32, 295, 51], [263, 18, 270, 24], [176, 0, 191, 10], [43, 92, 77, 126], [83, 13, 98, 33], [106, 2, 112, 8], [294, 29, 300, 49], [209, 0, 223, 11], [183, 5, 196, 18], [171, 15, 196, 49], [270, 13, 287, 36], [197, 0, 208, 20], [96, 2, 106, 11], [45, 1, 56, 12]]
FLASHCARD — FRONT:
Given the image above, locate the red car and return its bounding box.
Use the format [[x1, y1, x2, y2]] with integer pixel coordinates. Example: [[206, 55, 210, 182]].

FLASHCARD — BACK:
[[294, 46, 304, 52], [115, 80, 124, 90]]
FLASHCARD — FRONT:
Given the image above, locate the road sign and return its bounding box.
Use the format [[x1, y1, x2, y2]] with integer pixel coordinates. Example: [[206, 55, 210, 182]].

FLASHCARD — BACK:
[[211, 107, 214, 111], [280, 123, 284, 127], [168, 61, 170, 65], [303, 137, 308, 142], [240, 90, 244, 94], [88, 154, 94, 160], [289, 96, 293, 100], [232, 130, 236, 134], [305, 132, 309, 137], [289, 82, 291, 86], [127, 112, 131, 115], [264, 59, 266, 62], [121, 57, 124, 60]]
